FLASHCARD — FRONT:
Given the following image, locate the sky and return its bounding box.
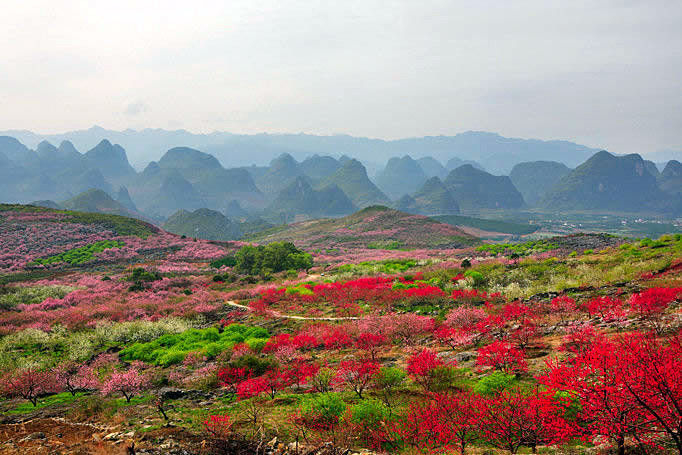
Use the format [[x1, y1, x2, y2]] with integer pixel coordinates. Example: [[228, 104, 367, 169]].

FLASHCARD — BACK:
[[1, 0, 681, 158]]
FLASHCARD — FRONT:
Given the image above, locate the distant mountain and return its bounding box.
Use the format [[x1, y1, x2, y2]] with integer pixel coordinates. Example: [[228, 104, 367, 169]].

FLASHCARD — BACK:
[[61, 189, 143, 219], [541, 151, 666, 212], [266, 176, 355, 221], [416, 157, 449, 179], [129, 147, 263, 216], [444, 165, 525, 211], [317, 159, 390, 208], [115, 186, 138, 212], [445, 157, 485, 172], [375, 156, 428, 200], [659, 160, 682, 196], [510, 161, 572, 206], [158, 146, 223, 171], [396, 177, 460, 215], [84, 139, 136, 181], [2, 127, 600, 174], [28, 200, 63, 210], [0, 136, 33, 163], [162, 208, 241, 241], [224, 200, 249, 219], [249, 205, 478, 250], [256, 153, 303, 196], [299, 155, 342, 181]]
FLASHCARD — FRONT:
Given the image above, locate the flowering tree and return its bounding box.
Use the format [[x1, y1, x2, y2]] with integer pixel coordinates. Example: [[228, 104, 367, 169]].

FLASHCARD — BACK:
[[540, 331, 682, 455], [218, 367, 252, 396], [334, 360, 379, 398], [53, 362, 98, 396], [204, 414, 233, 439], [474, 387, 576, 454], [101, 368, 150, 402], [435, 326, 475, 351], [477, 341, 527, 374], [355, 332, 386, 361], [0, 367, 57, 407], [407, 349, 457, 392], [390, 391, 478, 454]]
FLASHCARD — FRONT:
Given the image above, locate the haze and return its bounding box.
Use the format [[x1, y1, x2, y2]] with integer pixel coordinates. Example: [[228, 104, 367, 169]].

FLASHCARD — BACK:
[[2, 0, 681, 159]]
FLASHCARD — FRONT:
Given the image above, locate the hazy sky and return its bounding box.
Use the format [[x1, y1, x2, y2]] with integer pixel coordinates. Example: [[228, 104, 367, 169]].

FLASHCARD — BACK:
[[1, 0, 681, 157]]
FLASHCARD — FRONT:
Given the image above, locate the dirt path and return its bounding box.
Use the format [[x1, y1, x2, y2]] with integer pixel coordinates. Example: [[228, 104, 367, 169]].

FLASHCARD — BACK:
[[225, 300, 358, 321]]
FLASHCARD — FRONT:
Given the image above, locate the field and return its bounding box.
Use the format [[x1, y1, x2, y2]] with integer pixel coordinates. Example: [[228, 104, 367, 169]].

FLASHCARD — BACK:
[[0, 204, 681, 455]]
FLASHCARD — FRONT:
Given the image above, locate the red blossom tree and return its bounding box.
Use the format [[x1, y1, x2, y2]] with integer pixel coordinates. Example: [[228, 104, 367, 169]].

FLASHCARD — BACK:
[[101, 368, 150, 402], [334, 359, 379, 398], [0, 367, 57, 407], [476, 341, 527, 374], [355, 332, 386, 360]]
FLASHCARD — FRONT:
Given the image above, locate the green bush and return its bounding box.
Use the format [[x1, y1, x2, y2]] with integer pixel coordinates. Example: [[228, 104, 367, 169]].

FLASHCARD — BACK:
[[473, 371, 516, 395], [301, 393, 346, 425], [234, 242, 313, 275], [351, 399, 390, 427], [464, 270, 485, 286], [31, 240, 125, 266], [210, 256, 237, 269], [119, 324, 270, 366]]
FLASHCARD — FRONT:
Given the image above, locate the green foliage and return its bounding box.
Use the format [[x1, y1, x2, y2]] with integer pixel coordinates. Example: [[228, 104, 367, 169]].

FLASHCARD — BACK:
[[126, 267, 161, 282], [476, 240, 559, 257], [336, 259, 418, 275], [464, 270, 485, 286], [229, 354, 277, 376], [428, 365, 462, 392], [234, 242, 313, 275], [210, 255, 237, 269], [119, 324, 270, 366], [31, 240, 125, 266], [473, 371, 516, 395], [301, 393, 347, 424], [366, 240, 405, 250], [350, 399, 390, 426], [0, 285, 73, 310]]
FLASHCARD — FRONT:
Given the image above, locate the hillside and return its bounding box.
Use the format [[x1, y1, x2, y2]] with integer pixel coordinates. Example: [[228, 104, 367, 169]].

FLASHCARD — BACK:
[[256, 153, 304, 196], [444, 165, 525, 211], [61, 189, 144, 220], [659, 160, 682, 196], [265, 177, 356, 221], [162, 208, 241, 241], [541, 151, 666, 212], [510, 161, 572, 205], [395, 176, 460, 215], [248, 205, 477, 250], [317, 159, 391, 208], [299, 154, 342, 181], [416, 156, 449, 179], [375, 155, 428, 200]]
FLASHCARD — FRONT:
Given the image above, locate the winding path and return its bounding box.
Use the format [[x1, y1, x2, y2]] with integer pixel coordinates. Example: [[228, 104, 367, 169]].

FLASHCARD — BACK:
[[225, 300, 358, 321]]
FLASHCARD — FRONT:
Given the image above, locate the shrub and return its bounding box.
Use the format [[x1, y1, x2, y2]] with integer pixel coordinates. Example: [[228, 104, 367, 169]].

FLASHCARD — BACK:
[[234, 242, 313, 275], [119, 325, 270, 366], [473, 371, 516, 395]]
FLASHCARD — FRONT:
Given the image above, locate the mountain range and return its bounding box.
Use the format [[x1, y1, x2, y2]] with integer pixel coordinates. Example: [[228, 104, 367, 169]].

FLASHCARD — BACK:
[[1, 133, 681, 234]]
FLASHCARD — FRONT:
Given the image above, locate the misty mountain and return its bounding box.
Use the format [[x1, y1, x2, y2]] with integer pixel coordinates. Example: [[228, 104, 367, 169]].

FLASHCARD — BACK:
[[162, 208, 241, 241], [265, 176, 356, 221], [1, 127, 602, 174], [444, 165, 525, 211], [416, 157, 449, 179], [541, 151, 666, 212], [375, 155, 429, 200], [658, 160, 682, 196], [510, 161, 572, 206], [395, 176, 460, 215], [61, 189, 143, 219], [316, 159, 390, 208]]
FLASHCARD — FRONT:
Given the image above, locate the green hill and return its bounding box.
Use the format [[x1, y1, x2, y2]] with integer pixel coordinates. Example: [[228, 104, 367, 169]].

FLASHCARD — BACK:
[[396, 177, 459, 215], [317, 159, 390, 208], [266, 177, 356, 221], [299, 155, 342, 181], [248, 205, 477, 250], [61, 189, 144, 220], [375, 155, 428, 200], [659, 160, 682, 196], [541, 151, 666, 212], [162, 208, 241, 241], [510, 161, 571, 205], [444, 165, 525, 211]]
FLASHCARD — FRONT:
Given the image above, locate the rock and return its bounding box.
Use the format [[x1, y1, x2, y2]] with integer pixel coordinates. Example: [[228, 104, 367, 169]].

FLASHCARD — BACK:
[[22, 432, 46, 441], [455, 351, 478, 362], [103, 432, 120, 441]]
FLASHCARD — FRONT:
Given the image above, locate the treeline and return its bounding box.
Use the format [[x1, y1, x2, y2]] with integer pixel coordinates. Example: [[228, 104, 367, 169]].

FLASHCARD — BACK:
[[211, 242, 313, 276]]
